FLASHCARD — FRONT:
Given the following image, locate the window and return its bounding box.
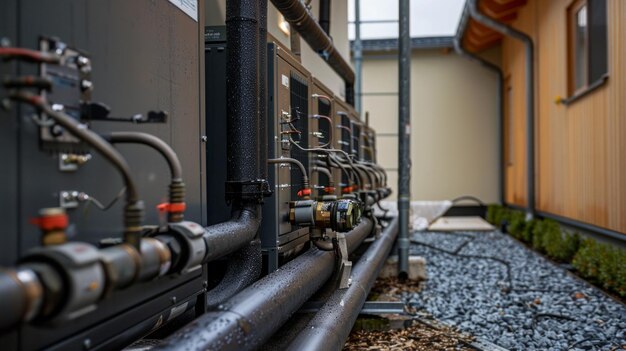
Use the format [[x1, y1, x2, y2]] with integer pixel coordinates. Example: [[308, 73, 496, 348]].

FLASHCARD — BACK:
[[567, 0, 607, 96]]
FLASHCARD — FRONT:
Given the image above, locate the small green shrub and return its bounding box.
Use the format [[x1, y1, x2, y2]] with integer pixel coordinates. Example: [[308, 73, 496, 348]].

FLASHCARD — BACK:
[[486, 205, 499, 225], [532, 220, 546, 252], [572, 239, 604, 282], [507, 211, 526, 240], [559, 232, 581, 262], [521, 219, 538, 243], [542, 220, 565, 261]]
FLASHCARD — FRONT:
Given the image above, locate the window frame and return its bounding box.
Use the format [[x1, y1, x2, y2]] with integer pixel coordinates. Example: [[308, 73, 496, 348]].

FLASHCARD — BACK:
[[567, 0, 590, 96], [565, 0, 609, 104]]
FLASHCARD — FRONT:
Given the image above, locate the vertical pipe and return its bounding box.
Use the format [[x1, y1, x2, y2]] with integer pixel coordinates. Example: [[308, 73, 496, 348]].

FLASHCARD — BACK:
[[226, 0, 260, 187], [397, 0, 411, 278], [468, 0, 534, 216], [319, 0, 331, 35], [353, 0, 363, 117], [259, 0, 268, 181]]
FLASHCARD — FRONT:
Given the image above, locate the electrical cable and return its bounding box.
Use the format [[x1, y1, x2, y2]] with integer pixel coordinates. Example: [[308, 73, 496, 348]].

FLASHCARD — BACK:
[[0, 47, 61, 64], [82, 187, 126, 211]]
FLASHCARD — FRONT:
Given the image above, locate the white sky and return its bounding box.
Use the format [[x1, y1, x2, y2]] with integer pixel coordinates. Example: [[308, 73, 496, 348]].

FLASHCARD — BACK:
[[347, 0, 466, 40]]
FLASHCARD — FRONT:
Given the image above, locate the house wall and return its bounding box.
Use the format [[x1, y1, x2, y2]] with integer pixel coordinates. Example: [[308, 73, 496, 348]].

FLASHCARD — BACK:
[[502, 0, 626, 233], [361, 48, 501, 203]]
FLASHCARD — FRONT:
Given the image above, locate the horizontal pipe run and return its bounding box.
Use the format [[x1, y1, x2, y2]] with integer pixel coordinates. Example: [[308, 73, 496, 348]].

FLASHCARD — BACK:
[[202, 205, 261, 262], [153, 218, 375, 351], [288, 216, 399, 350]]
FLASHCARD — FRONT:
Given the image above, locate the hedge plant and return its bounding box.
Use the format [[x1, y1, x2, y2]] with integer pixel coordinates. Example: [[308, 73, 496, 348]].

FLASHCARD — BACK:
[[486, 204, 626, 298]]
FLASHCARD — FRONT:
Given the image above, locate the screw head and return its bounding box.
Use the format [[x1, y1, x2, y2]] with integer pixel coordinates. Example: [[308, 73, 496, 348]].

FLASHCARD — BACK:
[[201, 135, 208, 142]]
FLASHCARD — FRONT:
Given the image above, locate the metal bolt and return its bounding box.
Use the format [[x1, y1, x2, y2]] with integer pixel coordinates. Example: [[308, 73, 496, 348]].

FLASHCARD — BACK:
[[202, 281, 208, 288], [171, 296, 177, 305], [0, 37, 10, 47], [83, 338, 92, 350], [200, 135, 208, 142]]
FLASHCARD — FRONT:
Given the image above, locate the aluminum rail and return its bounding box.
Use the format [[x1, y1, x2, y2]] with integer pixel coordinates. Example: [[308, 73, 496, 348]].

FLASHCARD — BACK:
[[153, 218, 375, 351], [287, 216, 399, 350], [468, 0, 535, 216], [270, 0, 356, 105]]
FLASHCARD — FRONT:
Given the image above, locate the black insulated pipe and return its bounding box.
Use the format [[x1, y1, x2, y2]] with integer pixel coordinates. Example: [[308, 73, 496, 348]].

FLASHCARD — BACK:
[[468, 0, 535, 216], [153, 218, 375, 351], [319, 0, 331, 35], [453, 6, 505, 205], [397, 0, 411, 278], [270, 0, 356, 105], [288, 217, 399, 350], [225, 0, 263, 198], [259, 0, 269, 182], [205, 239, 261, 310]]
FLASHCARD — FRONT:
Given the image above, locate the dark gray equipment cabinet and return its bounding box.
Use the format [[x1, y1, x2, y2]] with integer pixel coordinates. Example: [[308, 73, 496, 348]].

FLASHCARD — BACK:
[[0, 1, 207, 349], [261, 37, 312, 274]]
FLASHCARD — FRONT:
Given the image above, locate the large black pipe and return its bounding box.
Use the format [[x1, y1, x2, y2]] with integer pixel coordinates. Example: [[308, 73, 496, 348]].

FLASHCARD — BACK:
[[153, 218, 374, 351], [205, 239, 261, 310], [288, 217, 399, 350], [468, 0, 535, 216], [226, 0, 260, 188], [453, 6, 505, 205], [259, 0, 268, 181], [270, 0, 356, 105], [397, 0, 411, 277]]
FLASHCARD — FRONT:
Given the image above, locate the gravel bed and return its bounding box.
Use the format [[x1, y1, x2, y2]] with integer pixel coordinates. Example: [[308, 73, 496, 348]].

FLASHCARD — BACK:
[[407, 230, 626, 351]]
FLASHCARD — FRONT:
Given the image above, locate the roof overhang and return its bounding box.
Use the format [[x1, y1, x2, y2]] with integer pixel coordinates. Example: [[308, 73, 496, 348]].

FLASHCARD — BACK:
[[456, 0, 527, 53]]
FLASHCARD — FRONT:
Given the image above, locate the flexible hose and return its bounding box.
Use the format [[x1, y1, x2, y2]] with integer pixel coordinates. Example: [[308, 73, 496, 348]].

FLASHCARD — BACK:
[[9, 91, 143, 248], [268, 157, 309, 189]]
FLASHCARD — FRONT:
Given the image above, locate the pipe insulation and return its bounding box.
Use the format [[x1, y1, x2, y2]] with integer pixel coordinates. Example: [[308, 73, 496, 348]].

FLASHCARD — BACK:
[[270, 0, 355, 105], [288, 216, 399, 350], [153, 218, 375, 351]]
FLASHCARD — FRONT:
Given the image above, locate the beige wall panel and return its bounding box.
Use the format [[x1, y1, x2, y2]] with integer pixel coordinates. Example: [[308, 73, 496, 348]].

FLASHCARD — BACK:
[[363, 49, 501, 203], [362, 95, 398, 134], [376, 135, 398, 169]]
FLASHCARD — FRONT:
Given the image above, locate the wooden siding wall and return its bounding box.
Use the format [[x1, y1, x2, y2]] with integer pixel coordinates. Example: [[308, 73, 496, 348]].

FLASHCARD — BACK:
[[502, 0, 626, 233]]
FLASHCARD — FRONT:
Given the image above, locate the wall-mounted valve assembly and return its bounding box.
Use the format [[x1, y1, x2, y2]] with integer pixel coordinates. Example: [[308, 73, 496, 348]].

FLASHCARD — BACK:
[[289, 198, 361, 233]]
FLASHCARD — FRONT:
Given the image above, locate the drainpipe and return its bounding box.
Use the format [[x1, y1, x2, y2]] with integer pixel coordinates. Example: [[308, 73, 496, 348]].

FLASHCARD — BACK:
[[271, 0, 355, 105], [397, 0, 411, 279], [152, 219, 376, 350], [468, 0, 534, 216], [354, 0, 363, 116], [453, 5, 505, 205]]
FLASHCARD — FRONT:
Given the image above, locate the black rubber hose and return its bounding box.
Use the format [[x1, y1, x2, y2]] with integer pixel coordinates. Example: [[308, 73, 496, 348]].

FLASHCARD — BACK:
[[268, 158, 309, 189], [103, 132, 182, 180], [9, 91, 143, 248], [103, 131, 185, 222]]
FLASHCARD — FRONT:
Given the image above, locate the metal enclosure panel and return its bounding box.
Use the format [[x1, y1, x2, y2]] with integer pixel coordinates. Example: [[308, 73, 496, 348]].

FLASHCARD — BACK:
[[261, 38, 311, 273], [310, 78, 336, 198], [0, 1, 206, 349], [0, 0, 20, 348], [204, 30, 231, 226], [334, 97, 352, 195]]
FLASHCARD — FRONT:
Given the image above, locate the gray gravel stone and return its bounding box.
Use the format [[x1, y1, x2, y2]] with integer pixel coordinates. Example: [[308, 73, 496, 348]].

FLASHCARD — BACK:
[[407, 230, 626, 351]]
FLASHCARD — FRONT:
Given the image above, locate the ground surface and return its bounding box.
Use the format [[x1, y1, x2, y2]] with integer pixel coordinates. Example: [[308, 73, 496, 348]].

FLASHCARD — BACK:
[[406, 230, 626, 351]]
